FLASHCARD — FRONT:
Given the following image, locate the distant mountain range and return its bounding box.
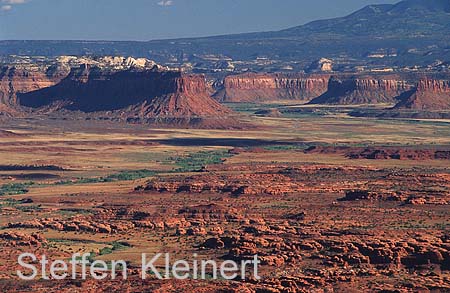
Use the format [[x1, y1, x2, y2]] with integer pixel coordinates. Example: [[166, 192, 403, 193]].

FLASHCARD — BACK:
[[1, 0, 449, 70]]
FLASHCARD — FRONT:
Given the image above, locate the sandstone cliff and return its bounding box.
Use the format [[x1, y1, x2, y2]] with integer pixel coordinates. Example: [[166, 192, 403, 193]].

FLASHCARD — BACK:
[[18, 65, 239, 128], [0, 55, 165, 110], [215, 73, 330, 102], [0, 65, 66, 108], [394, 79, 450, 110], [309, 75, 413, 105]]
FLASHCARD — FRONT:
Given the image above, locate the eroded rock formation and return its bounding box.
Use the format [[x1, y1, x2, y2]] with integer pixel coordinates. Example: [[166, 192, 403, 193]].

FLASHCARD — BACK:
[[304, 145, 450, 160], [18, 65, 239, 128], [215, 73, 330, 102], [0, 65, 67, 116], [136, 173, 302, 196], [0, 231, 46, 247], [309, 75, 412, 105], [394, 79, 450, 110]]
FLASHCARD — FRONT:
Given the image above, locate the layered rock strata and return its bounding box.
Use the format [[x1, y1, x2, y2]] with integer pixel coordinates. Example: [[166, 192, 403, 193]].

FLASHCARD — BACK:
[[215, 73, 330, 102]]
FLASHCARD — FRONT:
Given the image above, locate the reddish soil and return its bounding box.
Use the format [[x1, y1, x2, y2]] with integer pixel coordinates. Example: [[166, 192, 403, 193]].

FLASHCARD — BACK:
[[0, 129, 21, 137], [3, 160, 448, 291]]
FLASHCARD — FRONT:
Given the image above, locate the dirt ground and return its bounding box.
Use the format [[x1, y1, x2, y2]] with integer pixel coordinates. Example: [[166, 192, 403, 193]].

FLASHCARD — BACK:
[[0, 113, 449, 292]]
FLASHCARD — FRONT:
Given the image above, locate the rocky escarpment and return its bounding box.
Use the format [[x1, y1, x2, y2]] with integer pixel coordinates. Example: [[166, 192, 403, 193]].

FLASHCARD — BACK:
[[0, 55, 164, 109], [0, 65, 67, 116], [216, 73, 424, 106], [18, 65, 239, 128], [394, 79, 450, 110], [309, 75, 413, 105], [215, 73, 330, 102]]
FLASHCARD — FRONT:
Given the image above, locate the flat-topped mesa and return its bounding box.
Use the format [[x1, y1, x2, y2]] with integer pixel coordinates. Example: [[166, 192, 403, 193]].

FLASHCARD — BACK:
[[215, 73, 330, 102], [19, 66, 220, 112], [18, 65, 239, 128], [1, 55, 165, 108], [309, 75, 412, 105], [394, 78, 450, 110]]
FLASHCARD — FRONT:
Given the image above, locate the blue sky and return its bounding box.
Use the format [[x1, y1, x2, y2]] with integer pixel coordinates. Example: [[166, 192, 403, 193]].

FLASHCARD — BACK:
[[0, 0, 399, 41]]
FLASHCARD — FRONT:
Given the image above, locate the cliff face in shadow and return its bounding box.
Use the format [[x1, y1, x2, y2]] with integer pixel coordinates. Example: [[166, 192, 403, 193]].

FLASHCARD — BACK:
[[309, 75, 413, 105], [394, 79, 450, 110], [0, 65, 66, 116], [19, 65, 197, 112], [17, 65, 241, 129]]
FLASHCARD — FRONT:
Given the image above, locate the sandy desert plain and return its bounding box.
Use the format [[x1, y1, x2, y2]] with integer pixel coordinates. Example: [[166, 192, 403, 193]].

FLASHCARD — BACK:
[[0, 104, 449, 292]]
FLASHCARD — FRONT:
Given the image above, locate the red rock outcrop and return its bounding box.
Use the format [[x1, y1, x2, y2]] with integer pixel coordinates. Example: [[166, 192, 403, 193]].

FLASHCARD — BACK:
[[215, 73, 330, 102], [309, 75, 412, 105], [217, 73, 421, 105], [0, 231, 47, 247], [18, 65, 240, 128], [122, 74, 233, 119], [136, 173, 303, 196], [0, 66, 63, 106], [304, 145, 450, 160], [0, 65, 66, 115], [394, 79, 450, 110], [0, 56, 164, 111]]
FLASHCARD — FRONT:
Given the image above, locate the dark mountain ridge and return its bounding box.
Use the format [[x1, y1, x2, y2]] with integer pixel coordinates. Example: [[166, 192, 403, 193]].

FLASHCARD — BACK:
[[1, 0, 449, 69], [280, 0, 450, 37]]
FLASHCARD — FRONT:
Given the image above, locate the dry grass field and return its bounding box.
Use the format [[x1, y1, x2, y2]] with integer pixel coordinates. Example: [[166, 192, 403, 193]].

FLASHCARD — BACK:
[[0, 110, 449, 292]]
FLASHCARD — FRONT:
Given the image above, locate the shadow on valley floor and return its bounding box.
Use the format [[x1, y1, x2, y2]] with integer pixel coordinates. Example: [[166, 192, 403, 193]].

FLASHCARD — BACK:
[[153, 138, 295, 147]]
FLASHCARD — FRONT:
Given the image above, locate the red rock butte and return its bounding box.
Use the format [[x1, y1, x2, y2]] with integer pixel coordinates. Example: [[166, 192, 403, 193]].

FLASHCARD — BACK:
[[13, 65, 240, 128], [395, 78, 450, 110], [309, 74, 413, 105]]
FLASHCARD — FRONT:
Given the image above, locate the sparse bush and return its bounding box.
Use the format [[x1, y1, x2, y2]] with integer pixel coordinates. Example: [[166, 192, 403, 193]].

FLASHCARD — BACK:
[[171, 150, 232, 172], [54, 170, 156, 186], [0, 182, 34, 196]]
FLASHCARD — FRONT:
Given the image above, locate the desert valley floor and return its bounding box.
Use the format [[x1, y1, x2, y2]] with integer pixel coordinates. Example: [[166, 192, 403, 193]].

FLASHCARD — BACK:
[[0, 105, 449, 292]]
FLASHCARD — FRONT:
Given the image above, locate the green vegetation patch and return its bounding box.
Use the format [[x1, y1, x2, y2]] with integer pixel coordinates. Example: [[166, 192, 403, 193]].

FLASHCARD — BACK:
[[263, 144, 308, 151], [99, 241, 131, 256], [54, 169, 156, 185], [0, 198, 21, 207], [15, 205, 42, 212], [171, 150, 233, 172], [107, 170, 157, 181], [57, 208, 93, 216], [0, 182, 34, 196], [0, 198, 40, 212]]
